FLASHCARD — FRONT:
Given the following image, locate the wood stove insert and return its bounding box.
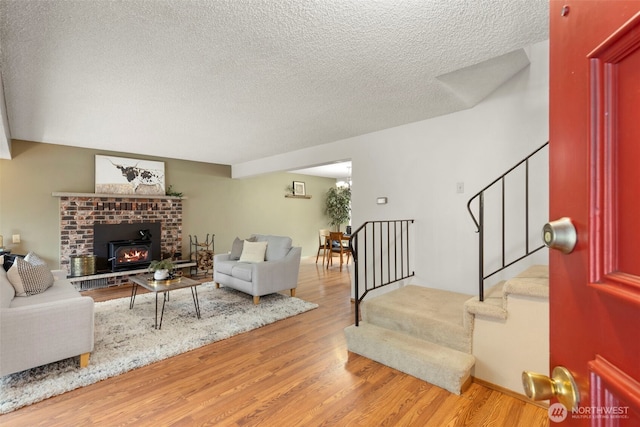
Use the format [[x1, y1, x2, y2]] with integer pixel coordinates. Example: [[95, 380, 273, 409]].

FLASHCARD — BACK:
[[94, 222, 161, 272], [109, 240, 152, 271]]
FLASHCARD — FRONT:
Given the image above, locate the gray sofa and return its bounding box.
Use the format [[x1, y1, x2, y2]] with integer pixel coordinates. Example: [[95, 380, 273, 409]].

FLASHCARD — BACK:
[[0, 260, 94, 376], [213, 234, 302, 304]]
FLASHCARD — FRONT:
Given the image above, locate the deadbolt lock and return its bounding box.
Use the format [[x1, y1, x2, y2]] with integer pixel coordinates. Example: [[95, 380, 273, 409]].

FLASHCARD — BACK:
[[542, 217, 577, 254]]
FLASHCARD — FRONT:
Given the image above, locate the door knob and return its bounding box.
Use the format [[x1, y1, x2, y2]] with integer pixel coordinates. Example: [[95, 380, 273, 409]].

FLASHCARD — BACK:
[[522, 366, 580, 411], [542, 217, 577, 253]]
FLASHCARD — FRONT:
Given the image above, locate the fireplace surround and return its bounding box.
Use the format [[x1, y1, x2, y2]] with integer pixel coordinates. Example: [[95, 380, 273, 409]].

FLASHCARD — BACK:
[[56, 193, 182, 282]]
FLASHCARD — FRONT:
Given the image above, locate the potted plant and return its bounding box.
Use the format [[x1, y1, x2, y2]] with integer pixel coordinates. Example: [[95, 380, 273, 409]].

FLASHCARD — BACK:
[[148, 259, 175, 280], [324, 186, 351, 231]]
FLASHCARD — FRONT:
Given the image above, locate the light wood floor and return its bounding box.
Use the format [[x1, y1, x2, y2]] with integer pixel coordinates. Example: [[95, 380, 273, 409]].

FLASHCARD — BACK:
[[2, 258, 549, 426]]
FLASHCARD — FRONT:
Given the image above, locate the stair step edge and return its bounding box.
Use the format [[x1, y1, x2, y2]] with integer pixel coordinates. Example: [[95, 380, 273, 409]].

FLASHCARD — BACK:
[[464, 297, 508, 320], [504, 277, 549, 299], [345, 323, 475, 394], [361, 285, 471, 344], [363, 314, 471, 352]]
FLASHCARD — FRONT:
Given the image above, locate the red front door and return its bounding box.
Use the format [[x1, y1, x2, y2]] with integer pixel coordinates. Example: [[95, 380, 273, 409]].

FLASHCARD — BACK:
[[550, 1, 640, 425]]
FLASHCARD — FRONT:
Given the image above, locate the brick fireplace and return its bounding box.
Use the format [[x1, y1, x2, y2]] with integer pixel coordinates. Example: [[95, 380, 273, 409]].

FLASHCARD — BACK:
[[57, 194, 182, 282]]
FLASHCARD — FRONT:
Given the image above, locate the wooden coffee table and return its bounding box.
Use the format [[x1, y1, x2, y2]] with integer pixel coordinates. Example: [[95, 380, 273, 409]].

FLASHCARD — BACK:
[[129, 274, 201, 329]]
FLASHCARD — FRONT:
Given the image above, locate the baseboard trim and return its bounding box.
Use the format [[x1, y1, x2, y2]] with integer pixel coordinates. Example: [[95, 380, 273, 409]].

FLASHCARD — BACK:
[[461, 375, 473, 394], [472, 377, 549, 409]]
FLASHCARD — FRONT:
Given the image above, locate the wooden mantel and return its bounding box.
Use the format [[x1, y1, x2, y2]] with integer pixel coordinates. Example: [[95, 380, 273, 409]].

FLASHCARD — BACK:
[[52, 192, 185, 200]]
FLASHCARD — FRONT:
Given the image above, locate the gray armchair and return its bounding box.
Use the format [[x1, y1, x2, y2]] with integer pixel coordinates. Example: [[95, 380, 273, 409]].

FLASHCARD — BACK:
[[213, 234, 302, 304]]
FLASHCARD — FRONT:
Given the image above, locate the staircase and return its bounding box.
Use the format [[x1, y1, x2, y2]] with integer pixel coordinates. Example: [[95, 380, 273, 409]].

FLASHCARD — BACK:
[[345, 285, 475, 395], [346, 142, 549, 396], [344, 264, 549, 395]]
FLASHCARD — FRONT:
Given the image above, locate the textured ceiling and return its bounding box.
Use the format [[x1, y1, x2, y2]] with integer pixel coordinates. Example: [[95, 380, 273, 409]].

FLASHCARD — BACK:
[[0, 0, 549, 165]]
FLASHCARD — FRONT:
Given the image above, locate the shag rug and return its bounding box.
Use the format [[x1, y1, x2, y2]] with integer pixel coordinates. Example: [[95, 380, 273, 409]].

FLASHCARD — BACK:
[[0, 283, 318, 414]]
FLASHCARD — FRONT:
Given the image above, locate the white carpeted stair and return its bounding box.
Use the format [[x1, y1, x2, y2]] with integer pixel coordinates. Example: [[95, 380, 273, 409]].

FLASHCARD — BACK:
[[344, 285, 476, 395], [464, 264, 549, 320], [344, 265, 549, 396]]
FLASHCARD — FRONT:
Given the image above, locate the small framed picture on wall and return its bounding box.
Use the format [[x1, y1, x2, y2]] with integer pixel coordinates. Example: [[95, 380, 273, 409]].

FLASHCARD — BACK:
[[293, 181, 306, 196]]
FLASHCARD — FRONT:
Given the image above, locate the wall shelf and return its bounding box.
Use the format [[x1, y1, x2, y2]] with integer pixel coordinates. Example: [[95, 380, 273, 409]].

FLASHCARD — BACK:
[[285, 194, 312, 199]]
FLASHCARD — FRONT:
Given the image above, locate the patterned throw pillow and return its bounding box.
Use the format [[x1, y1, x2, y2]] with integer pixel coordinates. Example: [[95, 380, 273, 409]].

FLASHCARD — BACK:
[[6, 254, 55, 297], [24, 251, 47, 266]]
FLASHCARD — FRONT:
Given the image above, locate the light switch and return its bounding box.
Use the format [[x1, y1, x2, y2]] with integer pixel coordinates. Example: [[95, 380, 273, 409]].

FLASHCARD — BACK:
[[12, 234, 20, 244]]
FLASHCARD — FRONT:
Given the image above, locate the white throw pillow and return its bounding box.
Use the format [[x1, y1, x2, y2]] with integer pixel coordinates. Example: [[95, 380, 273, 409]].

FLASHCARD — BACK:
[[230, 236, 256, 260], [239, 240, 268, 263], [7, 255, 55, 296]]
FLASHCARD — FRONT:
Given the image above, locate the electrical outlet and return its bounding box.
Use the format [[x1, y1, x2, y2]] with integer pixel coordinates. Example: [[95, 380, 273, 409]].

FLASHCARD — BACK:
[[12, 234, 20, 244], [456, 182, 464, 194]]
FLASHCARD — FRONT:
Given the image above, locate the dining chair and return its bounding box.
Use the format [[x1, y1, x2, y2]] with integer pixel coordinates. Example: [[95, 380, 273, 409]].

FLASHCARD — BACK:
[[315, 229, 330, 264], [327, 231, 351, 271]]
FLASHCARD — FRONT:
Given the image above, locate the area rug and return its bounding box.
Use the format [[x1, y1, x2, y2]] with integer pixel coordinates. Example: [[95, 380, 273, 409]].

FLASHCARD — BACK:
[[0, 283, 318, 414]]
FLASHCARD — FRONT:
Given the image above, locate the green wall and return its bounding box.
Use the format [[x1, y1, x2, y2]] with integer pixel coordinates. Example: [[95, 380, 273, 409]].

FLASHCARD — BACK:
[[0, 140, 335, 267]]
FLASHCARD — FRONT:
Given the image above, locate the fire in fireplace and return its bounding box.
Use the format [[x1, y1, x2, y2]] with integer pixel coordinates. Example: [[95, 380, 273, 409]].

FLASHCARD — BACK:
[[120, 248, 147, 262], [108, 240, 152, 271]]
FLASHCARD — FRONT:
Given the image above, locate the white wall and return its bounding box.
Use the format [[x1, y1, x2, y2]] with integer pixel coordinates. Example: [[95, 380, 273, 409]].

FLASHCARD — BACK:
[[234, 40, 550, 295], [473, 295, 549, 393]]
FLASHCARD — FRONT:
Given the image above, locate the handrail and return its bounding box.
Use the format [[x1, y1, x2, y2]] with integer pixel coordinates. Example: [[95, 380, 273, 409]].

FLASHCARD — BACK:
[[350, 219, 414, 326], [466, 141, 548, 301]]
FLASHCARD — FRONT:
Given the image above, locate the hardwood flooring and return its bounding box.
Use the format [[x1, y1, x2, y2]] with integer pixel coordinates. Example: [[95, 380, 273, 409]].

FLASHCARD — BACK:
[[1, 258, 549, 426]]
